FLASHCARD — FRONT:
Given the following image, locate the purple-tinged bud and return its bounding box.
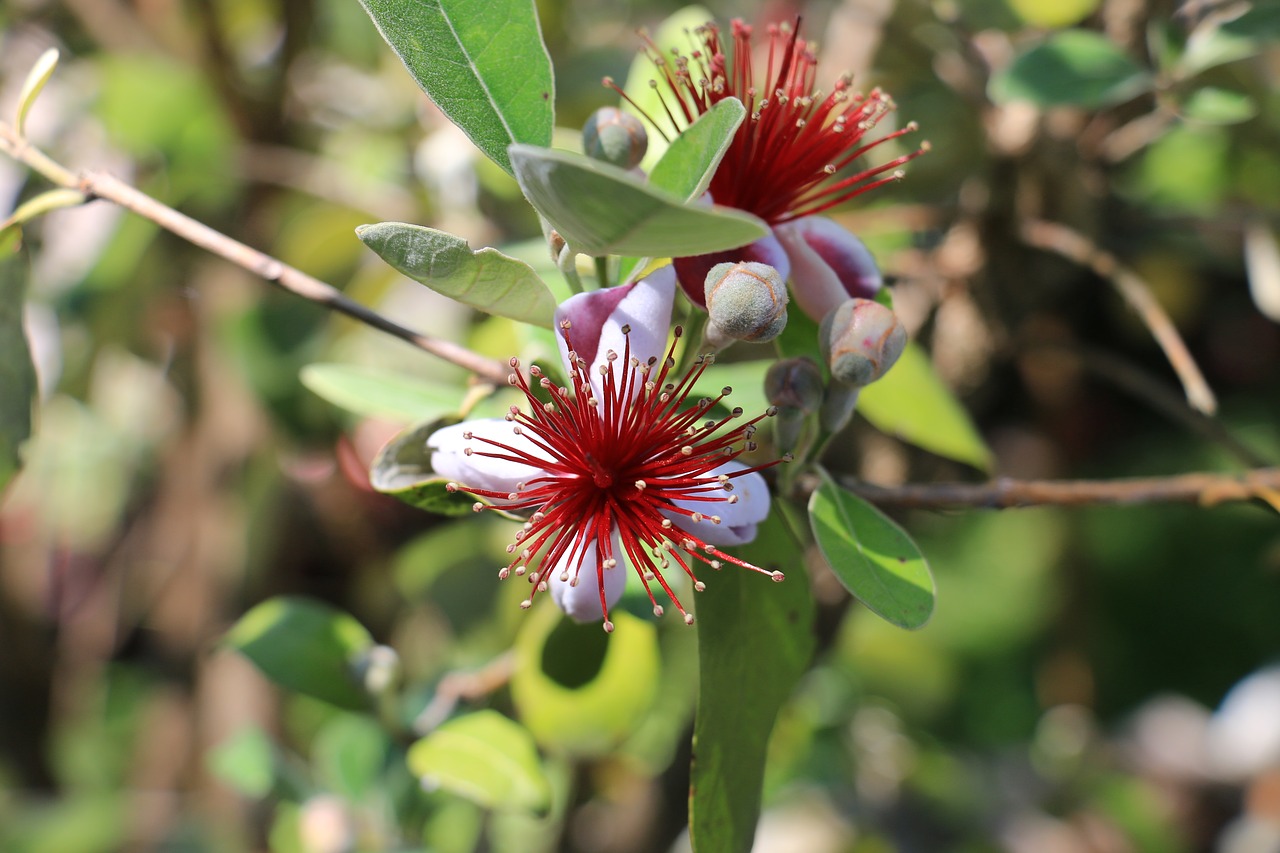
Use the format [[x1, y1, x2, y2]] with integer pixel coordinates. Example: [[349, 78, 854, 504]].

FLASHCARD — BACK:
[[775, 217, 883, 321], [704, 261, 789, 343], [582, 107, 648, 170], [819, 298, 907, 388], [764, 357, 824, 413], [674, 232, 790, 308]]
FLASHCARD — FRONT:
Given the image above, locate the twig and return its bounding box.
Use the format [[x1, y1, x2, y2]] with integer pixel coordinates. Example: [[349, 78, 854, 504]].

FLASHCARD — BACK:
[[838, 469, 1280, 511], [0, 120, 511, 385], [1020, 219, 1217, 415], [412, 653, 515, 735]]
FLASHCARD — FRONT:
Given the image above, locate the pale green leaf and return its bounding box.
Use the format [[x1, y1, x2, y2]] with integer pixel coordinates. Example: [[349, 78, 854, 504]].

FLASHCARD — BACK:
[[300, 362, 462, 423], [16, 48, 59, 135], [858, 342, 993, 471], [0, 228, 35, 493], [357, 0, 553, 175], [511, 607, 660, 757], [1180, 87, 1256, 125], [224, 597, 374, 710], [357, 222, 556, 327], [408, 710, 551, 814], [508, 144, 769, 257], [690, 510, 815, 853], [647, 97, 745, 201], [313, 715, 390, 800], [808, 469, 934, 630], [208, 727, 276, 798]]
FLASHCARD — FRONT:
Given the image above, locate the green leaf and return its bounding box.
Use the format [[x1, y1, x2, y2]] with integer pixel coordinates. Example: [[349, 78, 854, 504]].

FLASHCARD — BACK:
[[224, 597, 375, 710], [858, 342, 993, 471], [300, 362, 462, 423], [16, 48, 59, 135], [369, 418, 479, 516], [356, 0, 553, 175], [1219, 5, 1280, 40], [808, 469, 935, 630], [508, 144, 769, 257], [0, 228, 36, 493], [511, 607, 660, 757], [989, 29, 1153, 109], [208, 727, 276, 798], [313, 714, 390, 800], [689, 510, 814, 853], [357, 222, 556, 328], [1179, 87, 1257, 125], [407, 710, 551, 814], [647, 97, 745, 202]]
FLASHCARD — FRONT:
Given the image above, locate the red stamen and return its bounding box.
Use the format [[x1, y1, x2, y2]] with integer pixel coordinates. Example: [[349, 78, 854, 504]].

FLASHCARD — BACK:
[[446, 326, 789, 630]]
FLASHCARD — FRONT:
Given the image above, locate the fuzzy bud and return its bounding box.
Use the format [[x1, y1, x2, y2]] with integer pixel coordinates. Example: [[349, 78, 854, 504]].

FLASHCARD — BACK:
[[819, 298, 907, 388], [704, 261, 789, 343], [764, 357, 824, 413], [582, 107, 648, 170]]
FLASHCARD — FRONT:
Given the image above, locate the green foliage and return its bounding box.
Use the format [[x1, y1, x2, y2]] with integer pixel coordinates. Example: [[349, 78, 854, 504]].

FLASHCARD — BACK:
[[859, 342, 994, 471], [357, 0, 553, 175], [689, 511, 815, 853], [808, 469, 935, 631], [300, 363, 464, 423], [312, 714, 391, 800], [369, 418, 479, 515], [508, 144, 770, 256], [208, 727, 277, 798], [0, 229, 34, 492], [647, 98, 745, 202], [989, 29, 1153, 108], [356, 222, 557, 327], [224, 597, 375, 710], [407, 710, 552, 814], [510, 607, 660, 757]]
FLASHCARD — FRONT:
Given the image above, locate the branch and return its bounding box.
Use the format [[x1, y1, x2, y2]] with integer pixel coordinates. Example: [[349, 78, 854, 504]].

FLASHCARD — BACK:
[[0, 120, 511, 385], [1020, 219, 1217, 415], [839, 468, 1280, 511]]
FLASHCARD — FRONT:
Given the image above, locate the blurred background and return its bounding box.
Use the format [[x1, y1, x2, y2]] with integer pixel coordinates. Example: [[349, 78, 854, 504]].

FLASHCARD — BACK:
[[2, 0, 1280, 850]]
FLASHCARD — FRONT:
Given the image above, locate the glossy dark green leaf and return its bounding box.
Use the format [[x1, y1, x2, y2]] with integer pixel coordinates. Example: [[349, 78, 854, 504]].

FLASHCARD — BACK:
[[407, 710, 551, 814], [224, 597, 374, 709], [300, 362, 462, 423], [689, 510, 814, 853], [357, 0, 553, 175], [808, 469, 935, 630], [369, 418, 478, 516], [989, 29, 1153, 108], [0, 228, 35, 492], [357, 222, 556, 327], [647, 97, 745, 202], [508, 144, 769, 257], [858, 342, 993, 472]]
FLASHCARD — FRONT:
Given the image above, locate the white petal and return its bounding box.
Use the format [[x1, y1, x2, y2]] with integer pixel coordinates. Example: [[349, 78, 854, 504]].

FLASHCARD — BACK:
[[549, 527, 629, 623], [427, 419, 548, 495], [775, 217, 882, 321], [554, 266, 676, 402], [663, 461, 771, 547]]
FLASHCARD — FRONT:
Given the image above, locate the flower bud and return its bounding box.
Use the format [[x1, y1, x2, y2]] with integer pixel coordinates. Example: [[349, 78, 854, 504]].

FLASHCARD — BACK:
[[704, 261, 789, 343], [582, 107, 648, 170], [819, 298, 907, 388], [764, 357, 824, 413]]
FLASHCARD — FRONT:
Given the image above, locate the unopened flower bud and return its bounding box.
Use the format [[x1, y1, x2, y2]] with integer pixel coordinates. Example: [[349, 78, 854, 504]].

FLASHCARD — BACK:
[[705, 261, 789, 343], [819, 298, 907, 388], [582, 107, 648, 170], [764, 357, 824, 413]]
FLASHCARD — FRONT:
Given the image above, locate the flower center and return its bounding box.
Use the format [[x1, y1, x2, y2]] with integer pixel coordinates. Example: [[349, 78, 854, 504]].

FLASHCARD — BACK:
[[444, 323, 788, 631]]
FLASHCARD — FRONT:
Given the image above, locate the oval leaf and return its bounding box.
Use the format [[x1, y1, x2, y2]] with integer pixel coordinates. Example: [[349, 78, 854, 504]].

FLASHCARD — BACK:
[[408, 710, 551, 814], [690, 510, 815, 853], [357, 222, 556, 327], [357, 0, 553, 175], [990, 29, 1153, 109], [1179, 87, 1256, 125], [370, 418, 484, 516], [224, 597, 375, 709], [0, 228, 35, 493], [301, 362, 463, 423], [858, 342, 993, 472], [508, 144, 769, 257], [808, 470, 935, 630], [647, 97, 745, 202], [16, 48, 59, 136]]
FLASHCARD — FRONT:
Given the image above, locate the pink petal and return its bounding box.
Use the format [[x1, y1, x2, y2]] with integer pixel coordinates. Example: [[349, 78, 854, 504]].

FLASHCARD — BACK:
[[673, 233, 790, 308], [774, 216, 882, 321]]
